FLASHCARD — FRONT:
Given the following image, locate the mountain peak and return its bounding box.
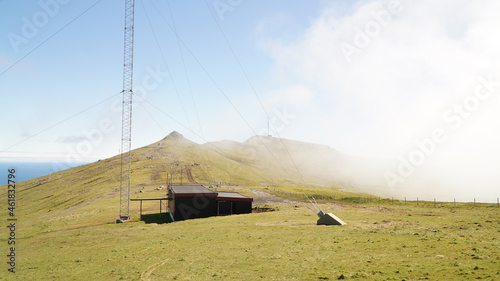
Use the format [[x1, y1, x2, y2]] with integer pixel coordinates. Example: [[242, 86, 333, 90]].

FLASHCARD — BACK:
[[163, 131, 184, 140]]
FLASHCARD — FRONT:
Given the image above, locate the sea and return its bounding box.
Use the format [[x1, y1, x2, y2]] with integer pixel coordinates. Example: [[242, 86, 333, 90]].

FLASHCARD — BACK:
[[0, 162, 89, 184]]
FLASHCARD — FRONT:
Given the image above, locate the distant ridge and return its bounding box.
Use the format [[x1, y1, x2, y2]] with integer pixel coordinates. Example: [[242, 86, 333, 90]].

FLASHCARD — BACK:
[[155, 131, 390, 191]]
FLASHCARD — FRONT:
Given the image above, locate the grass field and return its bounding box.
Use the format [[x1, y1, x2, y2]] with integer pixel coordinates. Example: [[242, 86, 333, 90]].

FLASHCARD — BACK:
[[1, 185, 498, 280], [1, 135, 498, 280]]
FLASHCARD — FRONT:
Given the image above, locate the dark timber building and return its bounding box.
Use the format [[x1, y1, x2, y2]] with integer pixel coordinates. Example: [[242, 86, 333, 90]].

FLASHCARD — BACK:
[[216, 192, 253, 216], [168, 185, 253, 221]]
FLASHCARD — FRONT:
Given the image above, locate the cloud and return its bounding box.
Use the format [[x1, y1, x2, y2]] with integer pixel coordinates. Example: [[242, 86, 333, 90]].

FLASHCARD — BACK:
[[259, 0, 500, 201], [263, 0, 500, 153]]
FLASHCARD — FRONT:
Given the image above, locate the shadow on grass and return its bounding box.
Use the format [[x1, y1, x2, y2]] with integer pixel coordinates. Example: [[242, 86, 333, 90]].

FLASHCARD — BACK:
[[140, 213, 173, 224]]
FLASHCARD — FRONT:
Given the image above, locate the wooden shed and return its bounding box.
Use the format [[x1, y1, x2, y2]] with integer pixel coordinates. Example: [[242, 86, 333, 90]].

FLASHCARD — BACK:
[[168, 185, 218, 221], [216, 192, 253, 216], [168, 185, 253, 221]]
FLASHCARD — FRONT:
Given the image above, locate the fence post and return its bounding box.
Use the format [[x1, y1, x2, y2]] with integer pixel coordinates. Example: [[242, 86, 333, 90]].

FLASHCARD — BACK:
[[417, 197, 419, 206], [474, 198, 476, 207], [434, 198, 436, 207], [404, 197, 406, 205], [454, 198, 456, 207]]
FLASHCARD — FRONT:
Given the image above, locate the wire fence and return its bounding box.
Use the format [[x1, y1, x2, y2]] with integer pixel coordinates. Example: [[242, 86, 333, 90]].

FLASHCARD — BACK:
[[215, 184, 500, 208], [271, 190, 500, 208]]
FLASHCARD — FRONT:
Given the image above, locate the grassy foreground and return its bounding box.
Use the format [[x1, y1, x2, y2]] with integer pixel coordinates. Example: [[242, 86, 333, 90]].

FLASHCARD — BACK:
[[1, 188, 498, 280]]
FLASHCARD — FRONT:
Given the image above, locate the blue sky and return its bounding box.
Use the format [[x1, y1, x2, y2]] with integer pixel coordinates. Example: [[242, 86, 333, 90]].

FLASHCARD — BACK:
[[0, 0, 327, 161], [1, 0, 500, 200]]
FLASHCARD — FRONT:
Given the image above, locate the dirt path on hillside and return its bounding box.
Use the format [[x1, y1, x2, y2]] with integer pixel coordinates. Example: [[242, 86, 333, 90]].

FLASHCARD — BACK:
[[250, 190, 298, 204], [141, 259, 170, 281], [228, 187, 296, 205], [184, 165, 195, 183]]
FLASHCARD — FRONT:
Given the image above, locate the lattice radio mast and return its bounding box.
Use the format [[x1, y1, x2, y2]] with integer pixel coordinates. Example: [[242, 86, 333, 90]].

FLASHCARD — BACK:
[[119, 0, 135, 221]]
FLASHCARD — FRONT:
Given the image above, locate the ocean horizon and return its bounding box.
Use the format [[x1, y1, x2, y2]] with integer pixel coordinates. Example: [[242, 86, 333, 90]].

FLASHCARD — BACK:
[[1, 161, 89, 183]]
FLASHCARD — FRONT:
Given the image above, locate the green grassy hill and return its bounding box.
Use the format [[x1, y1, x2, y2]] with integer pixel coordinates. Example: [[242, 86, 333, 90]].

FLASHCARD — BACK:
[[8, 131, 374, 223], [1, 132, 498, 280], [10, 131, 386, 218], [3, 131, 375, 240]]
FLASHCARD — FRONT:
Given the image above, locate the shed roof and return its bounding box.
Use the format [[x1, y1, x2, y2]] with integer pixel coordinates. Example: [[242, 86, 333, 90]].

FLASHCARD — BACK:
[[216, 192, 253, 202], [169, 185, 217, 197]]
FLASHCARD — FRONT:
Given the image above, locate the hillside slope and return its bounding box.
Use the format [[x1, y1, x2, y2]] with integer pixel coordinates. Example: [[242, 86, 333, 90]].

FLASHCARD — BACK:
[[9, 131, 390, 222]]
